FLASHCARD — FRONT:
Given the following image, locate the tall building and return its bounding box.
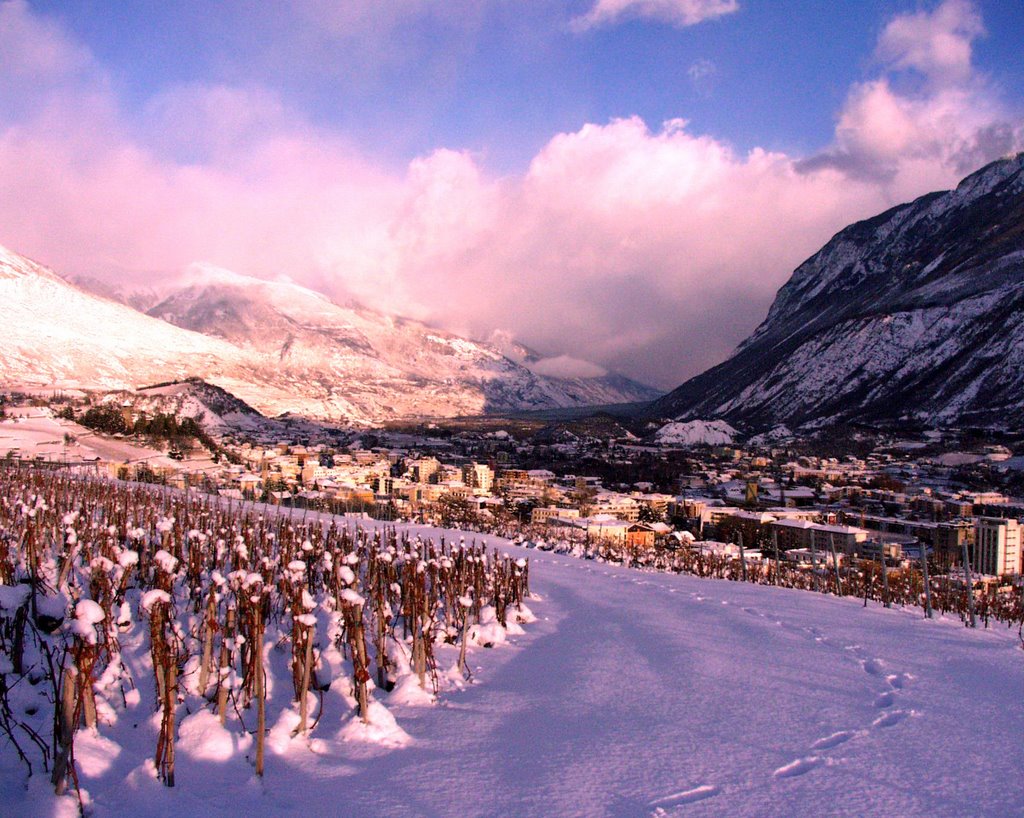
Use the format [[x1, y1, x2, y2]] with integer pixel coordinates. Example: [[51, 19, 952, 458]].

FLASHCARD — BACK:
[[971, 518, 1022, 576], [409, 457, 440, 484], [462, 462, 494, 495]]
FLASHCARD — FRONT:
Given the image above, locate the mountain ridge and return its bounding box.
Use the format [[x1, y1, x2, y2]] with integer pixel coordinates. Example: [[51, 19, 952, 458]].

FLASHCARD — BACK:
[[0, 245, 659, 424], [650, 153, 1024, 431]]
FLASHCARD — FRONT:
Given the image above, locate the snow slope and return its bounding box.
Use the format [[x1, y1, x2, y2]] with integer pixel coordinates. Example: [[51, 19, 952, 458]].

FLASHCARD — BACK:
[[652, 153, 1024, 430], [7, 526, 1021, 818], [0, 407, 210, 469], [655, 419, 737, 446]]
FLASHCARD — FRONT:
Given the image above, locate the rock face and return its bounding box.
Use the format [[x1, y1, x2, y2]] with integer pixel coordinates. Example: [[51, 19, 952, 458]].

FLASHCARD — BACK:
[[650, 153, 1024, 431], [0, 248, 658, 424]]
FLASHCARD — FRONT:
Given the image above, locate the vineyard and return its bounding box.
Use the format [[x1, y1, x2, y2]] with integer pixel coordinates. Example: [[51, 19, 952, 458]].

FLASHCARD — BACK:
[[512, 533, 1024, 636], [0, 464, 532, 812]]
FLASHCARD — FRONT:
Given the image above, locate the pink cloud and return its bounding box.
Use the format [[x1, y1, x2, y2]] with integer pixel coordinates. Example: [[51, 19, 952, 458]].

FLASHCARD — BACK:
[[0, 0, 1019, 390]]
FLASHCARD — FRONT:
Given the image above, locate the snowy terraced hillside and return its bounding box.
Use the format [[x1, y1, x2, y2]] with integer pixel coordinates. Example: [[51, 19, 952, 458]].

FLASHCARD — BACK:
[[7, 523, 1021, 818], [0, 407, 182, 468]]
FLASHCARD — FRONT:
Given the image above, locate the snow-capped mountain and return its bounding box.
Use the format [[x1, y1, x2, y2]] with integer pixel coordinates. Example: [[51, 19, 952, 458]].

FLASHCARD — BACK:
[[650, 153, 1024, 431], [0, 247, 658, 424], [0, 245, 247, 391]]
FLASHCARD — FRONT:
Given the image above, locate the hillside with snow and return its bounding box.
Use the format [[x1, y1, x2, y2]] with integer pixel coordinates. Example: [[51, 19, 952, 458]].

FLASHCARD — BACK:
[[651, 153, 1024, 431], [655, 419, 738, 446], [3, 516, 1020, 818], [0, 248, 658, 425]]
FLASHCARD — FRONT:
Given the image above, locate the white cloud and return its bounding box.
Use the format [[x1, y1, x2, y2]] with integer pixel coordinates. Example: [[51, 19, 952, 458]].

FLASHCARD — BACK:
[[572, 0, 738, 31], [0, 0, 91, 81], [528, 355, 608, 379], [875, 0, 983, 85], [798, 0, 1017, 182]]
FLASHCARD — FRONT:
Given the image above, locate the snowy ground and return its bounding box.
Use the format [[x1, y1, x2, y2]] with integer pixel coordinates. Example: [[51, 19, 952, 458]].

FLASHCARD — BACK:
[[0, 407, 214, 471], [7, 530, 1023, 818]]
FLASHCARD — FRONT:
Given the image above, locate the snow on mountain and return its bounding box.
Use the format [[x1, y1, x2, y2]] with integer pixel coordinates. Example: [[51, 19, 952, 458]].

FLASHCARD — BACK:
[[0, 249, 658, 424], [99, 378, 266, 434], [0, 248, 249, 392], [655, 418, 737, 446], [144, 263, 660, 421], [747, 424, 795, 447], [650, 153, 1024, 431]]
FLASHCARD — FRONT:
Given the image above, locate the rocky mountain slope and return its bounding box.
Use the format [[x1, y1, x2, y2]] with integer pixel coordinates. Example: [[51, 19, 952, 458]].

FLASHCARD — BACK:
[[145, 264, 659, 419], [0, 247, 658, 424], [650, 153, 1024, 431]]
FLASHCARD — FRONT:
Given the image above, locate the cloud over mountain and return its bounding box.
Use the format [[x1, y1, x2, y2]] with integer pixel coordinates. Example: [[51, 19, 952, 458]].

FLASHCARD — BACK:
[[0, 0, 1020, 389]]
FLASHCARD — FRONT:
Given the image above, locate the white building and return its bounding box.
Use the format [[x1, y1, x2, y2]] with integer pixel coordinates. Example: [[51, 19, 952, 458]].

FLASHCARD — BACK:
[[462, 462, 495, 495], [972, 518, 1022, 576], [810, 523, 869, 555], [531, 507, 580, 525]]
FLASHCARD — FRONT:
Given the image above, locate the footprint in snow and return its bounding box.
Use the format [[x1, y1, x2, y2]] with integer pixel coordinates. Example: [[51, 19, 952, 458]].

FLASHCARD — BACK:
[[811, 731, 855, 751], [872, 710, 909, 728], [774, 756, 824, 778], [649, 784, 721, 812], [860, 658, 885, 676], [886, 673, 911, 690]]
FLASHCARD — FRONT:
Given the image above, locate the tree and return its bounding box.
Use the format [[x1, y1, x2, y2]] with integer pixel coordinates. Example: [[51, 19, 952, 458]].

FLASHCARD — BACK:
[[79, 405, 128, 435], [434, 495, 477, 528], [637, 504, 663, 524]]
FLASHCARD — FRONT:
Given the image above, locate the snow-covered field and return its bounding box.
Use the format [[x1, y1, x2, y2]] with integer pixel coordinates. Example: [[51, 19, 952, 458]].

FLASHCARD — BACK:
[[6, 520, 1021, 818], [0, 408, 212, 471]]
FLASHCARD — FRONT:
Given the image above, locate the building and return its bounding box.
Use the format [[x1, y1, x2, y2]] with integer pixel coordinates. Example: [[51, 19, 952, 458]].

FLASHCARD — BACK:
[[625, 523, 656, 550], [812, 524, 869, 555], [409, 457, 441, 484], [784, 548, 840, 567], [720, 511, 777, 547], [932, 521, 974, 567], [585, 493, 640, 522], [462, 462, 495, 495], [585, 517, 631, 543], [770, 518, 816, 551], [531, 507, 580, 525], [972, 518, 1022, 576], [697, 504, 743, 533]]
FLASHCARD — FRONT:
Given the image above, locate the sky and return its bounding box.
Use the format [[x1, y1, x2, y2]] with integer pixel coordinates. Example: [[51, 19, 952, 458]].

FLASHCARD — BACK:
[[0, 0, 1022, 389]]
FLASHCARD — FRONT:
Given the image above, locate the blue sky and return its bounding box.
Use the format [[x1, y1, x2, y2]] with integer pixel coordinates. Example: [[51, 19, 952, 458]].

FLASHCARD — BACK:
[[26, 0, 1024, 169], [2, 0, 1023, 387]]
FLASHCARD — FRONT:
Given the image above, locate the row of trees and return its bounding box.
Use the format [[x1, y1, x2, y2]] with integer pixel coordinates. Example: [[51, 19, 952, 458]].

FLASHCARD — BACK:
[[58, 404, 238, 463]]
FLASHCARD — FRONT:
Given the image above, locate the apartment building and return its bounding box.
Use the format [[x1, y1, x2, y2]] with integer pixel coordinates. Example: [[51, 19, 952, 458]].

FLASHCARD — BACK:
[[972, 517, 1022, 576]]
